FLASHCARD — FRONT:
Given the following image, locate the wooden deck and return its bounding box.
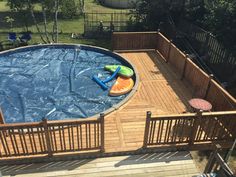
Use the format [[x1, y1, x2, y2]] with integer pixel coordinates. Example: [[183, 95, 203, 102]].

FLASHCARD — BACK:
[[0, 151, 200, 177], [104, 50, 192, 153]]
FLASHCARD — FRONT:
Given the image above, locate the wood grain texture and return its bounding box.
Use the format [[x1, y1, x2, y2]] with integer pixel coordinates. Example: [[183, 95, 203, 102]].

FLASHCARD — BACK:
[[0, 152, 199, 177], [103, 51, 192, 153]]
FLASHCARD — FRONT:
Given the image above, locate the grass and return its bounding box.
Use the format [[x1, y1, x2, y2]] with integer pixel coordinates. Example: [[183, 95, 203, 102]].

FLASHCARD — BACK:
[[0, 1, 8, 11], [0, 0, 129, 50]]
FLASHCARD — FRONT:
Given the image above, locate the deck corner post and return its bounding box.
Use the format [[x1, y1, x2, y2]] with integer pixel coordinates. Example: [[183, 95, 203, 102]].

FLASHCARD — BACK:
[[100, 113, 105, 153], [0, 108, 5, 124], [204, 74, 214, 99], [166, 40, 172, 63], [181, 54, 188, 80], [143, 111, 152, 148], [189, 110, 203, 146], [42, 118, 53, 157]]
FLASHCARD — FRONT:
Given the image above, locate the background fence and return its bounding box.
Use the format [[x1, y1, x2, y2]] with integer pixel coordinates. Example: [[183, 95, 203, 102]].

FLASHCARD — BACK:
[[177, 20, 236, 83], [84, 12, 133, 36]]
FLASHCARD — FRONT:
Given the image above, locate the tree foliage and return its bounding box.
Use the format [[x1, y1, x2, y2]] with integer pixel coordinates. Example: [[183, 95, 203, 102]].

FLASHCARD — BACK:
[[129, 0, 185, 31], [6, 0, 80, 43], [204, 0, 236, 49], [60, 0, 78, 19], [131, 0, 236, 50]]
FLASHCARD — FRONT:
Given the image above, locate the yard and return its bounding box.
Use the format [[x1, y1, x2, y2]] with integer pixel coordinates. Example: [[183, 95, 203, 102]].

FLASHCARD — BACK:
[[0, 0, 129, 50], [0, 1, 235, 176]]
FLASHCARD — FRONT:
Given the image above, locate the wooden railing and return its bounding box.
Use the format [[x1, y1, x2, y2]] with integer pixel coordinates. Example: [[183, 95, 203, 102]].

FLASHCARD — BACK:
[[112, 32, 158, 51], [112, 31, 236, 110], [0, 114, 104, 158], [143, 111, 236, 148], [155, 32, 236, 111]]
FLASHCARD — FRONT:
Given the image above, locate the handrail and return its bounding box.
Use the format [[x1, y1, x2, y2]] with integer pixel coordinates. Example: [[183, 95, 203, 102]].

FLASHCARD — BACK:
[[0, 117, 100, 129], [150, 111, 236, 119]]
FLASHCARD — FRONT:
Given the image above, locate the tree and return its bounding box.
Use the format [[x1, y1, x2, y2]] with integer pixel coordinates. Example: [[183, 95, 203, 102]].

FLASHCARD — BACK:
[[60, 0, 78, 19], [203, 0, 236, 50], [129, 0, 185, 31], [4, 16, 14, 31], [7, 0, 81, 43]]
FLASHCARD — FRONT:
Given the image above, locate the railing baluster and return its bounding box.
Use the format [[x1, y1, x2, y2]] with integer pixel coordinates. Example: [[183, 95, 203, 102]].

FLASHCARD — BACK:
[[37, 127, 44, 152], [52, 126, 57, 152], [100, 113, 105, 153], [8, 129, 17, 155], [71, 125, 74, 151], [0, 130, 9, 156], [68, 124, 72, 150], [27, 127, 34, 154], [58, 125, 63, 151]]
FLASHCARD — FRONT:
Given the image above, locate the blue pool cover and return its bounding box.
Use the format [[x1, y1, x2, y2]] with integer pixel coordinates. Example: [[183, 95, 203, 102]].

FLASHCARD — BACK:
[[0, 45, 133, 123]]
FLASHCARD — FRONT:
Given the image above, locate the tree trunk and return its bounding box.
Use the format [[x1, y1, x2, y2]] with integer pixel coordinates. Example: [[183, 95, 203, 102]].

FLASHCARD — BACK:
[[27, 0, 47, 43], [52, 0, 59, 43], [41, 2, 51, 43], [80, 0, 85, 14]]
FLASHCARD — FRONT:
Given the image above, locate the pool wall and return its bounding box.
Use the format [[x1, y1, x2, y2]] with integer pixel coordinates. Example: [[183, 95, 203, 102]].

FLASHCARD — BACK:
[[0, 44, 139, 121]]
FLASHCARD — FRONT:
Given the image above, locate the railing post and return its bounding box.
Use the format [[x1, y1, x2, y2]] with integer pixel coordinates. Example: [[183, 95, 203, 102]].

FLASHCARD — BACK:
[[143, 111, 152, 148], [166, 40, 172, 63], [0, 108, 5, 124], [189, 110, 203, 146], [42, 118, 53, 157], [204, 74, 214, 99], [100, 113, 105, 153], [181, 54, 188, 80]]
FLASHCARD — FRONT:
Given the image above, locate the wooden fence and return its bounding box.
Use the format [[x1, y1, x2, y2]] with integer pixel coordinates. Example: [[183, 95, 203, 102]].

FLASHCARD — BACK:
[[112, 31, 236, 111], [155, 32, 236, 111], [143, 111, 236, 148], [0, 114, 104, 158], [112, 32, 158, 51]]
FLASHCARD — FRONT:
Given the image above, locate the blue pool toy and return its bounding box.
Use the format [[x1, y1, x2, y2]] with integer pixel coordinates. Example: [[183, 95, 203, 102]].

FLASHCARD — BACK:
[[93, 66, 121, 90]]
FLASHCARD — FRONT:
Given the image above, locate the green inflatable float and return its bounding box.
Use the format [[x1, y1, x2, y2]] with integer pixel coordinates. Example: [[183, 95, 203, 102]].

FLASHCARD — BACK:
[[104, 65, 134, 78]]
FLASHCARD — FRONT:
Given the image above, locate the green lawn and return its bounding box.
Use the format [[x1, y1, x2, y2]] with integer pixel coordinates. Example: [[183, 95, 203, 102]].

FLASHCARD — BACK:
[[0, 1, 8, 11], [0, 0, 129, 49]]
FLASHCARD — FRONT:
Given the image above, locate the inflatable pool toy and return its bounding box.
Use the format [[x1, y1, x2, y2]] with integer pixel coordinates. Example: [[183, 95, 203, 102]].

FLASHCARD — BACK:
[[92, 66, 121, 90], [109, 76, 134, 96], [105, 65, 134, 78]]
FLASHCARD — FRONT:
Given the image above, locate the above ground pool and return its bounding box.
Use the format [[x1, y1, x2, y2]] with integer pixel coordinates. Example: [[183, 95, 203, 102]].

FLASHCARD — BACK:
[[0, 44, 137, 123]]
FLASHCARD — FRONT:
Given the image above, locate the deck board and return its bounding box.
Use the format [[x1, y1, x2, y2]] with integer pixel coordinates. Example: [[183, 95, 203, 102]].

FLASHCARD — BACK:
[[0, 151, 200, 177], [104, 51, 192, 152]]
